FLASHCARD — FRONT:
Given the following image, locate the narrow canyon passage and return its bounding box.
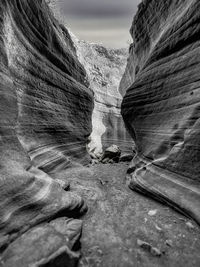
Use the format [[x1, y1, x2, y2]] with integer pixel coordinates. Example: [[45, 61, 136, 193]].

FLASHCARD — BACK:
[[1, 0, 200, 266], [56, 163, 200, 267]]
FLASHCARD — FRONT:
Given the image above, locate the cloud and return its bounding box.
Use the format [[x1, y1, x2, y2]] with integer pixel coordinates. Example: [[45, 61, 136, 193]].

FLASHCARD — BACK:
[[59, 0, 140, 18], [55, 0, 141, 48]]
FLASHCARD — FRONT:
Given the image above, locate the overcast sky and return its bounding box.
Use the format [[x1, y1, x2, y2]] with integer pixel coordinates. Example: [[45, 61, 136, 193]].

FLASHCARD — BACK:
[[56, 0, 141, 48]]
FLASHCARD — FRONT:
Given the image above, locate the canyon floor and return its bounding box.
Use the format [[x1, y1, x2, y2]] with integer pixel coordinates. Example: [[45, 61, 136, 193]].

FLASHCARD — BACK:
[[62, 163, 200, 267]]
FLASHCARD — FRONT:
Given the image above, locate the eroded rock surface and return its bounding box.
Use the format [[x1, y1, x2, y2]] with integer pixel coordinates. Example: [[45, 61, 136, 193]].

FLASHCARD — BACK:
[[121, 0, 200, 224], [71, 36, 134, 156], [1, 219, 82, 267], [9, 0, 93, 172], [0, 0, 93, 265]]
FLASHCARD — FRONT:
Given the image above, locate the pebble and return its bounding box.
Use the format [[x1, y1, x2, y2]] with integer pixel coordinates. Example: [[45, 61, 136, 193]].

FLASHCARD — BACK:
[[155, 224, 162, 232], [137, 239, 162, 257], [165, 240, 173, 247], [148, 209, 157, 216], [186, 221, 195, 229]]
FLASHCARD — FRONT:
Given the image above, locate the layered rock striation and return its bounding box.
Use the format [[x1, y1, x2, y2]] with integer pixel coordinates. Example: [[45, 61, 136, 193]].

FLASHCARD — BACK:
[[71, 37, 134, 156], [0, 0, 93, 265], [121, 0, 200, 224], [12, 3, 93, 172]]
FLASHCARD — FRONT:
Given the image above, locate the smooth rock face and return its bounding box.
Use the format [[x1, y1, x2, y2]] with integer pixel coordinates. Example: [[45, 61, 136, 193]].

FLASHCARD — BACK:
[[0, 0, 92, 265], [71, 36, 134, 156], [8, 0, 93, 172], [119, 44, 135, 97], [121, 0, 200, 223]]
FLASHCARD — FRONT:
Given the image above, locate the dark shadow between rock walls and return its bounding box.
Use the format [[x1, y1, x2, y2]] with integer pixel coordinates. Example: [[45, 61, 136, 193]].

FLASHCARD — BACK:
[[121, 0, 200, 225]]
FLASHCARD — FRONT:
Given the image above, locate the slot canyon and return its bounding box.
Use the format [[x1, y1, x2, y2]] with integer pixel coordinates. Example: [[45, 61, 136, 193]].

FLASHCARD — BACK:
[[0, 0, 200, 266]]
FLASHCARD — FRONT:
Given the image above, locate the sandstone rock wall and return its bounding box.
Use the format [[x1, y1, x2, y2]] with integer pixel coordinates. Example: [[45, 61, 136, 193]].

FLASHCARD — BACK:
[[10, 1, 93, 172], [121, 0, 200, 224], [0, 0, 93, 265], [71, 36, 134, 156], [119, 44, 136, 97]]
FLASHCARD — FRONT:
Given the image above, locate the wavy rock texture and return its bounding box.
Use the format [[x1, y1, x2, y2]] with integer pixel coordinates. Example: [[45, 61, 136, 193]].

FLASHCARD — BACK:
[[121, 0, 200, 224], [14, 5, 93, 172], [0, 0, 93, 265], [119, 44, 136, 97], [71, 36, 134, 156]]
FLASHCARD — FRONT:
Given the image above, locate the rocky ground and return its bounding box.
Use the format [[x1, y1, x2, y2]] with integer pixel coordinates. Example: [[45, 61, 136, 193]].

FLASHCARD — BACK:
[[59, 163, 200, 267]]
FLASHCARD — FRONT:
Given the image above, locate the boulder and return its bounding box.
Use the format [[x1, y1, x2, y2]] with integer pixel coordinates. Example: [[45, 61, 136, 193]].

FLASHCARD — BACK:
[[101, 145, 121, 163], [0, 218, 82, 267]]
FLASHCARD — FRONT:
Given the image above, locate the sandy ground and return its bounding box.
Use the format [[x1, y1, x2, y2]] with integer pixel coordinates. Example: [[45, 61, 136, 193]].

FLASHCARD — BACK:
[[65, 163, 200, 267]]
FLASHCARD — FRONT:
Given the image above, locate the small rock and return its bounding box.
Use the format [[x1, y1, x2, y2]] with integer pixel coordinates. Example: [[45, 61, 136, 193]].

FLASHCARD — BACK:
[[101, 157, 110, 164], [102, 81, 108, 87], [148, 209, 157, 216], [119, 153, 134, 162], [186, 222, 195, 229], [55, 179, 70, 190], [127, 166, 136, 174], [155, 224, 162, 232], [97, 248, 103, 255], [91, 159, 99, 165], [137, 239, 162, 257], [165, 240, 173, 247], [137, 239, 150, 250], [151, 247, 162, 257], [98, 179, 108, 186], [89, 152, 97, 159]]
